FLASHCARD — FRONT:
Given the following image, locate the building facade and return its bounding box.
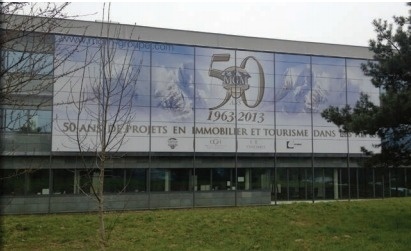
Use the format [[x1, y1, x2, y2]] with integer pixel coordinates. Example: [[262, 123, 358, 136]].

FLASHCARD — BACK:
[[1, 16, 410, 214]]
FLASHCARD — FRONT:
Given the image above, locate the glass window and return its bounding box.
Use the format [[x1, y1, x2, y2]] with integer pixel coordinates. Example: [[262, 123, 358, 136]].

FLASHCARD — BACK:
[[104, 169, 125, 194], [26, 169, 49, 195], [125, 169, 147, 192], [81, 169, 125, 194], [3, 109, 51, 133], [237, 169, 246, 190], [237, 168, 270, 191], [149, 169, 191, 192], [350, 168, 358, 199], [314, 168, 326, 200], [1, 169, 50, 196], [5, 109, 27, 132], [212, 168, 234, 191], [390, 168, 407, 197], [75, 170, 94, 194], [0, 109, 3, 131], [4, 50, 53, 75], [53, 169, 74, 194], [150, 169, 166, 192], [251, 168, 270, 190], [324, 169, 336, 200], [375, 168, 387, 198], [275, 168, 288, 200], [196, 169, 211, 191], [358, 168, 374, 198], [30, 110, 52, 133], [0, 169, 26, 195], [289, 168, 306, 200], [339, 168, 350, 199], [170, 169, 191, 191], [406, 169, 411, 197]]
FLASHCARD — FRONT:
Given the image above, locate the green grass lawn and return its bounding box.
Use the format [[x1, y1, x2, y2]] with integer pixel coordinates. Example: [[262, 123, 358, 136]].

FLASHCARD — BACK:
[[1, 198, 411, 250]]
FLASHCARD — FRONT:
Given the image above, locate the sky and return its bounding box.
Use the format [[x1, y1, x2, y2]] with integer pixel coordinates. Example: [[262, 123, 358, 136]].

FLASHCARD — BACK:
[[59, 2, 409, 46]]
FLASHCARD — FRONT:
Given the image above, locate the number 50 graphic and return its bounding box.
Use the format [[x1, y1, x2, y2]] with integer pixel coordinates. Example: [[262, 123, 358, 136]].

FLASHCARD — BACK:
[[208, 54, 265, 110]]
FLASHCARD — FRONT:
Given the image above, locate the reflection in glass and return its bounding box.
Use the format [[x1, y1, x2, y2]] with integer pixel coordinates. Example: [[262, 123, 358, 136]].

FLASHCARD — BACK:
[[4, 51, 53, 75], [26, 169, 49, 195], [0, 169, 25, 195], [53, 169, 74, 194], [126, 169, 147, 192], [212, 168, 234, 191], [196, 169, 211, 191], [4, 109, 51, 133], [237, 168, 269, 190], [104, 169, 125, 194], [275, 168, 288, 200], [338, 169, 349, 199], [150, 169, 166, 192], [358, 168, 374, 198], [288, 168, 308, 200], [324, 169, 335, 199], [170, 169, 190, 191], [251, 168, 270, 190], [388, 168, 407, 197], [374, 168, 387, 198]]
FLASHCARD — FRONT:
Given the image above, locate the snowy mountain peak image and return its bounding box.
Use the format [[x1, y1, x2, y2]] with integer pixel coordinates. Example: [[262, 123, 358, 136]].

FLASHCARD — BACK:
[[152, 63, 195, 120], [275, 65, 356, 114]]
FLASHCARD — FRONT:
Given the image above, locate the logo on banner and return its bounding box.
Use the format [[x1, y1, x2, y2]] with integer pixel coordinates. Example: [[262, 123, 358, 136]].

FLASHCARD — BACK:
[[286, 141, 302, 149], [210, 138, 222, 145], [168, 138, 178, 149], [208, 54, 265, 110]]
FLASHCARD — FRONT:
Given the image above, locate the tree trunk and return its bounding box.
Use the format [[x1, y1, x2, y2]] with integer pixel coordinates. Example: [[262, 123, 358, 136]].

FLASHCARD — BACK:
[[98, 162, 106, 249]]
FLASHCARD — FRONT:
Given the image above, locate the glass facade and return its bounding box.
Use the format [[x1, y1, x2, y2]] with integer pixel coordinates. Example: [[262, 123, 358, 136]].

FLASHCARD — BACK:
[[1, 32, 54, 154], [1, 26, 410, 215], [2, 163, 410, 200], [51, 35, 380, 154]]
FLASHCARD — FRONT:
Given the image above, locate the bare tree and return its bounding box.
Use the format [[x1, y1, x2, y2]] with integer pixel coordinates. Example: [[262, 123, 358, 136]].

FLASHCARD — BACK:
[[55, 3, 142, 248], [0, 3, 94, 191], [2, 3, 141, 246]]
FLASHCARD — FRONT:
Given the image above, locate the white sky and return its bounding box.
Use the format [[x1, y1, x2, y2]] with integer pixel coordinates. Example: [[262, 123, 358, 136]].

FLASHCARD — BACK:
[[60, 1, 409, 46]]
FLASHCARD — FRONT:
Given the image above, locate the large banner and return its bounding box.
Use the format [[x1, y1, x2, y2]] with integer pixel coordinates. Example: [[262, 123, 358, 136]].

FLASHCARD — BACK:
[[194, 48, 275, 153], [52, 35, 380, 153]]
